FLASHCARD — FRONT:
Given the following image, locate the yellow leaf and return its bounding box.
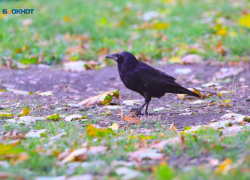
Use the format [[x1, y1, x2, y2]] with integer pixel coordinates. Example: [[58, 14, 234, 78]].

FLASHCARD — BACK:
[[192, 89, 203, 97], [18, 107, 30, 117], [217, 91, 223, 98], [216, 26, 227, 36], [169, 56, 181, 63], [152, 22, 170, 30], [46, 113, 60, 120], [222, 99, 231, 103], [0, 112, 14, 119], [86, 124, 116, 138], [63, 16, 71, 22], [0, 144, 24, 155], [239, 14, 250, 28], [109, 123, 119, 131], [177, 94, 187, 100], [215, 158, 233, 174], [169, 123, 176, 131], [78, 90, 119, 106]]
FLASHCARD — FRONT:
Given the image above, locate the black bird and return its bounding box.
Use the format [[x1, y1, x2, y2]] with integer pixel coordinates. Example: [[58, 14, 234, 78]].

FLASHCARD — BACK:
[[105, 52, 200, 115]]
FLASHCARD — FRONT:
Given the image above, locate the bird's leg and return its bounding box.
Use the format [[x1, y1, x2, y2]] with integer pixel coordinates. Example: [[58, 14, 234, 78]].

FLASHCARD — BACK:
[[144, 102, 149, 115], [143, 93, 151, 116], [130, 102, 147, 116]]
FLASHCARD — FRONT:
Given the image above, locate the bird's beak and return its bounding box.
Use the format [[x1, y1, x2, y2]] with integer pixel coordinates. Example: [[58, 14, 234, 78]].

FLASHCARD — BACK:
[[105, 53, 118, 61]]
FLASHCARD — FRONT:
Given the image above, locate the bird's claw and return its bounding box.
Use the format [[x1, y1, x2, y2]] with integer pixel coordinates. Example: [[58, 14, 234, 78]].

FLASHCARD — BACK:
[[129, 108, 142, 117], [129, 108, 151, 117]]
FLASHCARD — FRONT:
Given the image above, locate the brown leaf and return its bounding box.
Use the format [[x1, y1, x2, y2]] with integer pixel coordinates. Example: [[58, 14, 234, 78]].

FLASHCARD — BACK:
[[169, 123, 176, 131], [78, 90, 119, 106], [128, 148, 164, 162], [121, 110, 141, 125]]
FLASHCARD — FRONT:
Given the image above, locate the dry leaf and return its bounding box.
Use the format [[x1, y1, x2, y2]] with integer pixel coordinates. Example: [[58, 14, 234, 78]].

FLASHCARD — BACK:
[[18, 107, 30, 117], [38, 91, 53, 96], [109, 123, 119, 131], [181, 54, 203, 64], [215, 158, 233, 174], [86, 124, 116, 138], [121, 110, 141, 125], [61, 148, 87, 164], [64, 114, 82, 122], [169, 123, 176, 131], [128, 148, 164, 162], [78, 90, 119, 106]]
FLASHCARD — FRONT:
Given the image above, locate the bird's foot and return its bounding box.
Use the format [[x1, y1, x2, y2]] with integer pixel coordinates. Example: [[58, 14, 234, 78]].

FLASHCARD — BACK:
[[129, 108, 142, 117], [129, 108, 154, 117]]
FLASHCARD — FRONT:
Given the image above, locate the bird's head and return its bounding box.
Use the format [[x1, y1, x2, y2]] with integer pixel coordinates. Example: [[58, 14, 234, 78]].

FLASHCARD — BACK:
[[105, 51, 138, 67]]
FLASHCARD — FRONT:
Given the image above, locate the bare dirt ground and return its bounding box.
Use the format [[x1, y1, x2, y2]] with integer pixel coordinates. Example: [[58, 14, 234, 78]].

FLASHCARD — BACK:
[[1, 62, 250, 129]]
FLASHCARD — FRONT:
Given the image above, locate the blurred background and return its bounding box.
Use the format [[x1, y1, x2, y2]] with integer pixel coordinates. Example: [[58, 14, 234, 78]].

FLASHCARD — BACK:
[[0, 0, 250, 67]]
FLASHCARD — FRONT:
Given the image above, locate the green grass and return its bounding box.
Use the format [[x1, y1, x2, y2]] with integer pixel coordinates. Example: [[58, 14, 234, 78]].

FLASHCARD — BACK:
[[1, 120, 250, 179], [0, 0, 250, 65]]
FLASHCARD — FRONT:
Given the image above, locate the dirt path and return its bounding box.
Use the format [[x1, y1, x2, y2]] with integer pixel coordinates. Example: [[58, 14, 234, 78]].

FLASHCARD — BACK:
[[1, 62, 249, 129]]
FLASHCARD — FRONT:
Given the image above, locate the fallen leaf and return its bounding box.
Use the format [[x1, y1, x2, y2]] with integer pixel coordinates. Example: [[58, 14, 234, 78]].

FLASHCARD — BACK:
[[150, 137, 182, 151], [174, 68, 192, 74], [239, 14, 250, 28], [153, 107, 167, 112], [25, 129, 47, 138], [115, 167, 143, 180], [61, 148, 87, 164], [88, 146, 107, 155], [86, 124, 116, 138], [215, 158, 233, 174], [64, 114, 82, 122], [3, 130, 25, 140], [128, 148, 164, 162], [152, 22, 170, 30], [216, 26, 227, 36], [6, 88, 30, 95], [189, 100, 207, 105], [18, 107, 30, 117], [78, 90, 119, 106], [109, 123, 119, 131], [181, 54, 203, 64], [46, 113, 61, 120], [122, 100, 141, 106], [50, 132, 67, 141], [220, 113, 250, 123], [169, 123, 176, 131], [215, 41, 227, 56], [37, 91, 53, 96], [121, 110, 141, 125], [63, 61, 87, 72], [201, 82, 220, 88], [0, 112, 14, 119], [6, 116, 45, 124]]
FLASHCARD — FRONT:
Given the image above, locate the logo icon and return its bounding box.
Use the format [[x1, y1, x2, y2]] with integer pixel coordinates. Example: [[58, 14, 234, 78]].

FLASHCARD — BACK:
[[2, 9, 34, 14]]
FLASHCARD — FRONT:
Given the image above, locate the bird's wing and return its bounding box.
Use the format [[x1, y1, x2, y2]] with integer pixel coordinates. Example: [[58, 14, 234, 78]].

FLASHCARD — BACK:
[[135, 62, 179, 87]]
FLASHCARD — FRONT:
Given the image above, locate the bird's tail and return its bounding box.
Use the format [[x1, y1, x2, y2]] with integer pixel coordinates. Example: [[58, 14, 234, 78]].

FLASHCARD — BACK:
[[176, 86, 200, 97]]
